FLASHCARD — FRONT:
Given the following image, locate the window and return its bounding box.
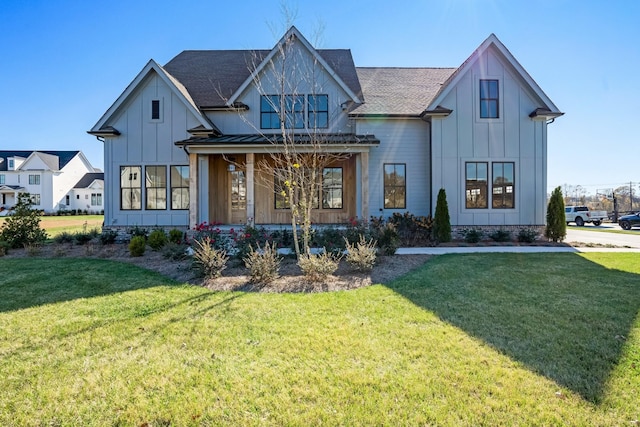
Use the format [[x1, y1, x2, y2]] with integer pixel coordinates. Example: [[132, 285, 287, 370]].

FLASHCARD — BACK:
[[308, 94, 329, 128], [31, 194, 41, 205], [91, 193, 102, 206], [0, 174, 4, 185], [29, 174, 40, 185], [492, 162, 514, 209], [479, 79, 499, 118], [65, 195, 70, 205], [120, 166, 141, 210], [170, 166, 189, 210], [466, 162, 488, 208], [151, 100, 160, 120], [8, 159, 14, 169], [384, 164, 406, 209], [261, 95, 304, 129], [322, 167, 342, 209], [145, 166, 167, 210], [274, 168, 321, 210]]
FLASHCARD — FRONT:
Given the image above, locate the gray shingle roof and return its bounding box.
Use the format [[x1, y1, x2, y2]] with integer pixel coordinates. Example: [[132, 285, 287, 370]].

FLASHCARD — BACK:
[[0, 151, 80, 172], [73, 172, 104, 189], [163, 49, 363, 108], [352, 67, 456, 116]]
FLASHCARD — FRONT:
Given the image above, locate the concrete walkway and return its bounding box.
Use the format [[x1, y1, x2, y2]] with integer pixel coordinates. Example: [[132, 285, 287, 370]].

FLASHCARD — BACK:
[[396, 246, 640, 255]]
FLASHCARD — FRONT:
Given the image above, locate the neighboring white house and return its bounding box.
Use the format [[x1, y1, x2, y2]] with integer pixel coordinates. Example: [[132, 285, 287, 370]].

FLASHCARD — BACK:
[[0, 150, 99, 214], [89, 27, 562, 230], [66, 172, 104, 213]]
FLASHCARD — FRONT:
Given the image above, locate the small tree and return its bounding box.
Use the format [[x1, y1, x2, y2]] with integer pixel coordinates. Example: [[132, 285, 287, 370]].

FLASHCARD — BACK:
[[545, 186, 566, 242], [0, 193, 48, 248], [433, 188, 451, 243]]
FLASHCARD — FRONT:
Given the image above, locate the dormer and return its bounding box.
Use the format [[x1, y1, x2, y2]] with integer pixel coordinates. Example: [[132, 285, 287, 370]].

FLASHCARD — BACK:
[[7, 156, 26, 171]]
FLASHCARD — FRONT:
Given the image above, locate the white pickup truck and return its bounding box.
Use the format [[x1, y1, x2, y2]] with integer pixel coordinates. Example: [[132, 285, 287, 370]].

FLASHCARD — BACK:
[[565, 206, 608, 226]]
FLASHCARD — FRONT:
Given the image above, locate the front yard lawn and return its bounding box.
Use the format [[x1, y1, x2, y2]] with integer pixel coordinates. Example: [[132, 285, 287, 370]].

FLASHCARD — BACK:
[[0, 253, 638, 426]]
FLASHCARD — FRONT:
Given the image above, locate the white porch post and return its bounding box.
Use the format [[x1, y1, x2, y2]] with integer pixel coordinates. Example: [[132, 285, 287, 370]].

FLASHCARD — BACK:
[[189, 152, 198, 229], [246, 153, 255, 225], [360, 152, 369, 220]]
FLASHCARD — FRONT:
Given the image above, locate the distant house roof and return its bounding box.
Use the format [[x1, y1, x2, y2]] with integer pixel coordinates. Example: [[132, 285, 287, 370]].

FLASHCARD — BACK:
[[163, 49, 363, 108], [351, 68, 457, 116], [73, 172, 104, 189], [0, 151, 80, 172]]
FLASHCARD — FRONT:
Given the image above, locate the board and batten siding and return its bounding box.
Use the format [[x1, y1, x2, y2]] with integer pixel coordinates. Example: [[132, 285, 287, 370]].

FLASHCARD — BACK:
[[103, 72, 198, 228], [431, 47, 548, 226], [356, 118, 431, 219]]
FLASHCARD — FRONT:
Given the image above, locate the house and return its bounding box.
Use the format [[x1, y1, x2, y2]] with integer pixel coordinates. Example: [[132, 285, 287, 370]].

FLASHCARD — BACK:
[[0, 150, 99, 214], [89, 27, 562, 231], [66, 173, 105, 213]]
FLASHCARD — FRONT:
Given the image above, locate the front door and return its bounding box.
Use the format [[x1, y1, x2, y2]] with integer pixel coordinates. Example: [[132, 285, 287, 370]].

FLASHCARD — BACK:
[[230, 170, 246, 224]]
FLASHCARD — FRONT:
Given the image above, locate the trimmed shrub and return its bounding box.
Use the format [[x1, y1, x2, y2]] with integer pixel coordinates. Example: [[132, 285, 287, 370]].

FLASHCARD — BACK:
[[100, 230, 118, 245], [297, 251, 340, 282], [518, 228, 539, 243], [434, 188, 452, 243], [489, 228, 511, 242], [545, 186, 566, 242], [129, 226, 149, 240], [192, 237, 229, 279], [243, 242, 281, 284], [233, 225, 272, 259], [128, 235, 146, 257], [148, 229, 168, 251], [168, 229, 184, 244], [53, 231, 75, 244], [462, 228, 483, 243], [344, 235, 377, 272]]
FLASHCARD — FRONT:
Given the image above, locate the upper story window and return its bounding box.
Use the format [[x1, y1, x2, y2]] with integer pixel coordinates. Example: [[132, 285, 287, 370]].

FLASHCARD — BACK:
[[261, 94, 326, 129], [151, 99, 161, 120], [0, 174, 4, 185], [8, 159, 14, 169], [28, 174, 40, 185], [479, 79, 499, 118], [308, 95, 328, 129]]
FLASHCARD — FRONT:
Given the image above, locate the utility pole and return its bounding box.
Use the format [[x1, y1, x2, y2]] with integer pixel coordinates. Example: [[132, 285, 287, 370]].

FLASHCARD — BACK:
[[631, 181, 634, 211]]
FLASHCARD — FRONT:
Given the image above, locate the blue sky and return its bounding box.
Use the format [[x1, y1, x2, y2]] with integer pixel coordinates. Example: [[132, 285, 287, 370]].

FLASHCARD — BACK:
[[1, 0, 638, 195]]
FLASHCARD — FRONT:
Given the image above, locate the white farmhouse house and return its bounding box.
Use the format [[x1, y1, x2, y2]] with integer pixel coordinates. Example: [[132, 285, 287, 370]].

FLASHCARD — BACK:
[[89, 27, 562, 231], [66, 173, 105, 213], [0, 150, 99, 214]]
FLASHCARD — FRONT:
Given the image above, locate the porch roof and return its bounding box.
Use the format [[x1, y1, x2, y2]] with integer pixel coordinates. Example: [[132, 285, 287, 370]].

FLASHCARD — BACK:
[[0, 185, 23, 192], [175, 133, 380, 148]]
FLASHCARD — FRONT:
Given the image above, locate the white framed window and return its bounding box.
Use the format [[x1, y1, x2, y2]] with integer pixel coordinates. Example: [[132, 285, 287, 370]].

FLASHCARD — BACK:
[[29, 174, 40, 185]]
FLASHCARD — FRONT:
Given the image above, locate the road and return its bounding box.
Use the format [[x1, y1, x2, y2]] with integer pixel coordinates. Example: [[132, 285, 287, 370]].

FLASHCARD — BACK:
[[566, 223, 640, 248]]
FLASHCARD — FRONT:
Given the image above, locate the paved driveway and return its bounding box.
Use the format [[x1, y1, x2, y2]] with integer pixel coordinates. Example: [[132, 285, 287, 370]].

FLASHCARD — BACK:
[[566, 224, 640, 248]]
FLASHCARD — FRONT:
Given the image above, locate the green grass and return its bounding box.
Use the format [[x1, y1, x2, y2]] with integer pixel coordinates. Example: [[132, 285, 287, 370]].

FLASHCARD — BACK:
[[568, 224, 640, 235], [0, 253, 639, 425], [0, 215, 104, 238]]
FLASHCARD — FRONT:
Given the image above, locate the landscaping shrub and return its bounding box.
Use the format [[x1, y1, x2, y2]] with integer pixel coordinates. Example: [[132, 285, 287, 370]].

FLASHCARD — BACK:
[[53, 231, 75, 244], [148, 229, 168, 251], [168, 229, 184, 244], [545, 186, 566, 242], [0, 240, 9, 256], [128, 236, 146, 257], [313, 226, 347, 254], [233, 225, 272, 259], [461, 228, 483, 243], [192, 222, 230, 251], [388, 212, 434, 246], [297, 251, 340, 282], [243, 242, 281, 284], [162, 242, 189, 261], [0, 193, 48, 248], [489, 228, 511, 242], [373, 222, 400, 255], [343, 217, 374, 246], [129, 226, 149, 240], [344, 235, 377, 272], [434, 188, 452, 243], [192, 237, 229, 279], [99, 230, 118, 245], [518, 227, 539, 243]]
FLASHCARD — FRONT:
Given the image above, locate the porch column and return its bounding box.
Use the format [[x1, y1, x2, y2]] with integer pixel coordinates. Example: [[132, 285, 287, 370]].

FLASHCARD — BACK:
[[246, 153, 255, 225], [360, 152, 369, 219], [189, 152, 198, 229]]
